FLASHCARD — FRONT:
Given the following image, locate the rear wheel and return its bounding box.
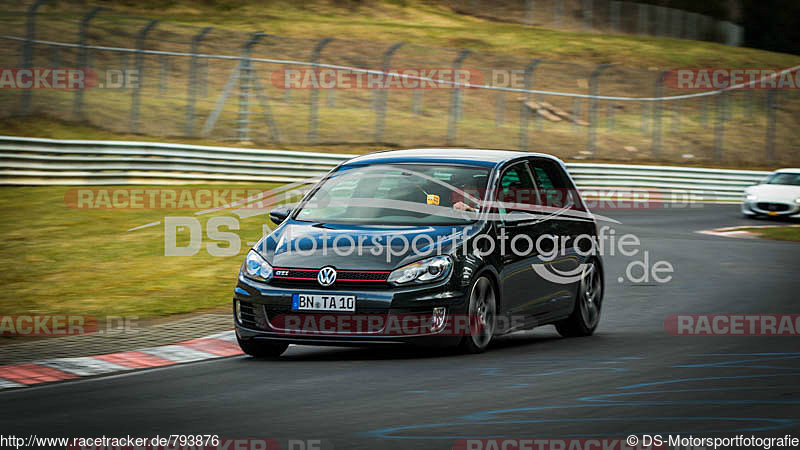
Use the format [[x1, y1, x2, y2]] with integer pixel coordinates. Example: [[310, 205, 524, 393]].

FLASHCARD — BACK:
[[556, 259, 603, 337], [460, 276, 497, 353], [237, 337, 289, 358]]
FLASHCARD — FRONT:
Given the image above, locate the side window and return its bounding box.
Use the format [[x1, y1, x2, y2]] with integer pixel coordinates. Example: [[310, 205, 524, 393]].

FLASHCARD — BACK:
[[497, 163, 539, 212], [529, 159, 582, 210]]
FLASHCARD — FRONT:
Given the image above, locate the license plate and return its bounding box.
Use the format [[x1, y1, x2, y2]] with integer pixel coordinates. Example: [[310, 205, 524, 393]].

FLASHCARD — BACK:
[[768, 211, 779, 216], [292, 294, 355, 312]]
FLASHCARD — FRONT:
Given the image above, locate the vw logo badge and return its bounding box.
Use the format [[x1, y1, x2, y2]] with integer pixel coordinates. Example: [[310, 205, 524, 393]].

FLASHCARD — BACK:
[[317, 266, 337, 287]]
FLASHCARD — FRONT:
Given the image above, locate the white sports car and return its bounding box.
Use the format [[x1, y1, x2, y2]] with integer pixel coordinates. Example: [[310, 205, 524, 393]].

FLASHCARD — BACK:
[[742, 169, 800, 218]]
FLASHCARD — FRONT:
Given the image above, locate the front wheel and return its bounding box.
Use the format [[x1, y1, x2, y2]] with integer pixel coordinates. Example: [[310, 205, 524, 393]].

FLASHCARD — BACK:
[[460, 276, 497, 353], [237, 337, 289, 358], [556, 258, 603, 337]]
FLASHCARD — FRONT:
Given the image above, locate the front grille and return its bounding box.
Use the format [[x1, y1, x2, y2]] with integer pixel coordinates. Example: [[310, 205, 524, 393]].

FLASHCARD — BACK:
[[756, 202, 791, 212], [271, 267, 390, 289]]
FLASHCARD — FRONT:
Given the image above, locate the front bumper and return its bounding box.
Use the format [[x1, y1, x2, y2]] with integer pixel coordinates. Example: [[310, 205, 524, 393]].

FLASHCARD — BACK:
[[741, 201, 800, 218], [233, 274, 467, 347]]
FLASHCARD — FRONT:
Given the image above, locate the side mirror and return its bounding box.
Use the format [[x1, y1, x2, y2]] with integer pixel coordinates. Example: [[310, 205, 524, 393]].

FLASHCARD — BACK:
[[269, 206, 291, 226]]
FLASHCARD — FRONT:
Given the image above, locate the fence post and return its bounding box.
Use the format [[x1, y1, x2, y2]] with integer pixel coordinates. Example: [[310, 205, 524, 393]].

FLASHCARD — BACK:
[[525, 0, 534, 25], [583, 0, 593, 31], [637, 3, 647, 35], [687, 13, 698, 40], [22, 0, 47, 115], [446, 50, 472, 146], [412, 89, 423, 115], [572, 99, 582, 133], [73, 6, 102, 117], [129, 19, 159, 134], [200, 61, 241, 137], [641, 102, 649, 133], [518, 59, 542, 151], [610, 1, 621, 32], [671, 100, 680, 132], [185, 26, 213, 137], [495, 93, 505, 127], [588, 64, 610, 156], [238, 32, 265, 142], [714, 92, 726, 163], [553, 0, 563, 27], [251, 73, 282, 144], [765, 89, 777, 163], [159, 56, 169, 94], [375, 42, 404, 143], [49, 45, 60, 66], [307, 37, 334, 143], [699, 95, 708, 125], [656, 7, 668, 37], [607, 103, 616, 130], [670, 8, 683, 38], [651, 71, 667, 159]]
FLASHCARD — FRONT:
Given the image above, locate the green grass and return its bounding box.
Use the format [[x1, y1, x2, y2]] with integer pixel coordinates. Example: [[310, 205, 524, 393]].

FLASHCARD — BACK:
[[0, 184, 285, 318], [735, 226, 800, 242], [45, 0, 798, 69]]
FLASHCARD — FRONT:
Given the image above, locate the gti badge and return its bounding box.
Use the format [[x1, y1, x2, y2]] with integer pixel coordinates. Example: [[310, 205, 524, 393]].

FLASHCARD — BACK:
[[317, 266, 337, 287]]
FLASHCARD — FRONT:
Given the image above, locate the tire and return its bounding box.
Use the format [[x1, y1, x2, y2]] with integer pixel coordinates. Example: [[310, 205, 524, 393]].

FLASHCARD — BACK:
[[237, 336, 289, 358], [556, 258, 603, 338], [459, 275, 497, 354]]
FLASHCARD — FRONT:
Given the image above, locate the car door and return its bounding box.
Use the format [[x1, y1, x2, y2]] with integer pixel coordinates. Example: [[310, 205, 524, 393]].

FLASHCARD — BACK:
[[495, 161, 553, 325], [527, 157, 587, 318]]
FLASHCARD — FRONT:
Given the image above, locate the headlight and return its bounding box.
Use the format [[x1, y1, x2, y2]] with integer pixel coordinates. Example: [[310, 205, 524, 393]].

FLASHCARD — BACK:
[[242, 250, 273, 282], [745, 194, 757, 201], [387, 256, 452, 285], [795, 197, 800, 204]]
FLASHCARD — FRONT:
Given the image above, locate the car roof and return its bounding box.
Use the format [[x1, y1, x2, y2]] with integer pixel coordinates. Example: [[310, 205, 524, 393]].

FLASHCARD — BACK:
[[775, 168, 800, 173], [343, 148, 560, 168]]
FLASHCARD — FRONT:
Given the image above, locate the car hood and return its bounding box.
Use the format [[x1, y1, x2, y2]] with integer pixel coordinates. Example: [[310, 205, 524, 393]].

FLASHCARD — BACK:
[[255, 220, 479, 270], [746, 184, 800, 203]]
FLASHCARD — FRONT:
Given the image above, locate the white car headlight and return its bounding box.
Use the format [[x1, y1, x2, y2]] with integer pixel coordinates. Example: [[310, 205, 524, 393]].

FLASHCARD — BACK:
[[745, 194, 757, 201], [795, 197, 800, 204], [242, 250, 273, 282], [387, 256, 452, 285]]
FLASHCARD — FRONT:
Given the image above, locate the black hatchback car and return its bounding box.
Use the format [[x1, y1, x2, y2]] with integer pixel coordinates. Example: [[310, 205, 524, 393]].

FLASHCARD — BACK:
[[234, 149, 604, 356]]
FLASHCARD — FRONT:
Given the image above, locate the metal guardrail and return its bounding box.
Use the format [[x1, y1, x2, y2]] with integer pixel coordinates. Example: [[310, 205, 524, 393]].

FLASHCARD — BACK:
[[0, 136, 769, 202]]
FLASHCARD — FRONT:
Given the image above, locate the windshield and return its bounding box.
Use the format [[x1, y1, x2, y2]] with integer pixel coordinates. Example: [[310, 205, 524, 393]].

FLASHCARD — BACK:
[[764, 172, 800, 186], [294, 163, 491, 225]]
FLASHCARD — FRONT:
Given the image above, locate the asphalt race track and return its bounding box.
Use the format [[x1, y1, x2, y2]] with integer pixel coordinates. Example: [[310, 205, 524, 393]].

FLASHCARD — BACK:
[[3, 204, 799, 449]]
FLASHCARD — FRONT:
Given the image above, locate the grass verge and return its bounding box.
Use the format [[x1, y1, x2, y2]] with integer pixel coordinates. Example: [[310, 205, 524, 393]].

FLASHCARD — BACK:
[[734, 225, 800, 242], [0, 184, 280, 319]]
